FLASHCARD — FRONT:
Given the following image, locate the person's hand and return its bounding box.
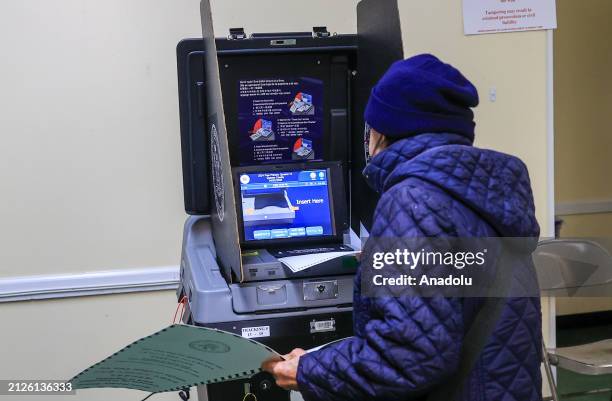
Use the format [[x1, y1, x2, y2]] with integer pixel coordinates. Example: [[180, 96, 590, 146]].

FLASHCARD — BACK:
[[261, 348, 306, 391]]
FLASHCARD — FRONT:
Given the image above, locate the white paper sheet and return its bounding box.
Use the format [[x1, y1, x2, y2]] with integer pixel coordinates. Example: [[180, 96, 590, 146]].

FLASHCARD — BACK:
[[463, 0, 557, 35], [278, 251, 359, 273], [307, 337, 352, 353]]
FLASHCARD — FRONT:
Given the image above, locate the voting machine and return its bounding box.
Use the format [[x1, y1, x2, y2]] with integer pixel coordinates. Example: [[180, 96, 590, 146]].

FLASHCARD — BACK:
[[175, 1, 406, 400]]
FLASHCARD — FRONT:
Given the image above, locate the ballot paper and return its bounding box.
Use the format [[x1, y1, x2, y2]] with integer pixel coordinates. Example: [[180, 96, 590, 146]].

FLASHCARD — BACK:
[[278, 251, 360, 273], [70, 325, 278, 394], [306, 337, 352, 353]]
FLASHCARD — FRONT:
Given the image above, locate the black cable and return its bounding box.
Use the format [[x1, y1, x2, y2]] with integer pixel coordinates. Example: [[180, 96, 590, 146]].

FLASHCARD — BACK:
[[141, 392, 156, 401]]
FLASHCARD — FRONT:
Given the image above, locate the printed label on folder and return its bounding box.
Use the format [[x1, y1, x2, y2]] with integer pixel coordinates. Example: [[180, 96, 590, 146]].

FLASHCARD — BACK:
[[242, 326, 271, 339]]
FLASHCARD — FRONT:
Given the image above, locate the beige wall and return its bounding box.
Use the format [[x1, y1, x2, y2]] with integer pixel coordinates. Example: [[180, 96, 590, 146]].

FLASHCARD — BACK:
[[554, 0, 612, 204], [0, 291, 180, 401], [397, 0, 551, 233], [0, 0, 200, 277], [553, 0, 612, 316], [0, 0, 557, 398], [0, 0, 358, 398], [210, 0, 358, 34], [0, 0, 359, 279]]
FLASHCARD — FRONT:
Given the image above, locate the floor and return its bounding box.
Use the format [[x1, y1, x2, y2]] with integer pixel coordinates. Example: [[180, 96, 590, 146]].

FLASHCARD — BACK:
[[555, 323, 612, 401]]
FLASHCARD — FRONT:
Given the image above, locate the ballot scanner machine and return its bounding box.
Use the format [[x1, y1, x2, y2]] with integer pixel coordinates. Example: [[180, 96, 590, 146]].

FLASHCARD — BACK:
[[175, 32, 364, 401], [174, 1, 406, 398]]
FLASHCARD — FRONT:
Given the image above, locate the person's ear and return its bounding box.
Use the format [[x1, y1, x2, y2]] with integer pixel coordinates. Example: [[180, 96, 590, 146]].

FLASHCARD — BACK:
[[369, 128, 388, 157]]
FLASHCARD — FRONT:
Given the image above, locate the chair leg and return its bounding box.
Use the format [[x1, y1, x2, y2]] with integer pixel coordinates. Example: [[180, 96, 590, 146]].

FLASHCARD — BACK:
[[542, 342, 561, 401]]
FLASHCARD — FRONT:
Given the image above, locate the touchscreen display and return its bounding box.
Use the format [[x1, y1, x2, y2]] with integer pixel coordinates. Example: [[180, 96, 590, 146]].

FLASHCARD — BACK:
[[238, 169, 333, 242]]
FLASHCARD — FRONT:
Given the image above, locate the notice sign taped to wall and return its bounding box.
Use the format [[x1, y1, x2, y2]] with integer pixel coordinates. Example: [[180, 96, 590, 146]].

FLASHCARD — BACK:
[[463, 0, 557, 35]]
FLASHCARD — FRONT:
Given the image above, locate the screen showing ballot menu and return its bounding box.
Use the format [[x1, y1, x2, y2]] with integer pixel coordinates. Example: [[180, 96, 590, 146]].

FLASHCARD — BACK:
[[238, 169, 334, 242]]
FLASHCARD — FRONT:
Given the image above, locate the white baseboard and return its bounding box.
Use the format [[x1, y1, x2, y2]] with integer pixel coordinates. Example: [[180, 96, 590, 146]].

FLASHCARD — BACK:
[[0, 266, 180, 303], [556, 199, 612, 216]]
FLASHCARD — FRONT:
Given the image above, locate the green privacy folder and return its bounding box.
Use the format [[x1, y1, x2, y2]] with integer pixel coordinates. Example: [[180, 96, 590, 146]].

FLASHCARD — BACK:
[[69, 324, 279, 393]]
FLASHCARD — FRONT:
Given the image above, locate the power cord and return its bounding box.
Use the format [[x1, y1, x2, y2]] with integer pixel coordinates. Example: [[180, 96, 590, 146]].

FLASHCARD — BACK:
[[139, 387, 189, 401], [243, 393, 258, 401], [178, 387, 190, 400]]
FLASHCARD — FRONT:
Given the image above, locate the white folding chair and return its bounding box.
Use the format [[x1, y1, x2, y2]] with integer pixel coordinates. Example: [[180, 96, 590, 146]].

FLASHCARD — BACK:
[[533, 239, 612, 401]]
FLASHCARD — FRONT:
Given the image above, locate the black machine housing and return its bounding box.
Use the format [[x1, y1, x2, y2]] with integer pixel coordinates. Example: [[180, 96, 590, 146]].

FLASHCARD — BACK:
[[177, 32, 365, 230]]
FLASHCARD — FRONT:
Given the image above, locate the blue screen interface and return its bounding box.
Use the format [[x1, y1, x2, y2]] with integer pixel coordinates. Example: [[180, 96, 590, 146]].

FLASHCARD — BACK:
[[239, 169, 333, 242]]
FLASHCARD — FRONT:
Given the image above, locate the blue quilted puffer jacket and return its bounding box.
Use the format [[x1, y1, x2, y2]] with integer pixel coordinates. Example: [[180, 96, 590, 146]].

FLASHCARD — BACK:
[[297, 133, 542, 401]]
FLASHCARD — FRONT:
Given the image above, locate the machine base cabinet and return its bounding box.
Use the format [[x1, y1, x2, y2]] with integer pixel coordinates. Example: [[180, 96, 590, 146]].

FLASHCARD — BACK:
[[190, 312, 353, 401]]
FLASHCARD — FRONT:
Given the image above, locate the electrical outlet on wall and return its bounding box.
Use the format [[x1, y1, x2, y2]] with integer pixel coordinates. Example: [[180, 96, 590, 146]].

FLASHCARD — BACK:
[[489, 88, 497, 102]]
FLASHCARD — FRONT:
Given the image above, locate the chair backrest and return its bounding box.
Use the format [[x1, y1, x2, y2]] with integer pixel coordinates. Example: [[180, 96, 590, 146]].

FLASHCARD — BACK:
[[533, 239, 612, 296]]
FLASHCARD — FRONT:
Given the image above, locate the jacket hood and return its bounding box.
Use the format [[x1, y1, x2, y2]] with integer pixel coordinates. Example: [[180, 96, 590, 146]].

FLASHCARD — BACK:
[[363, 133, 540, 238]]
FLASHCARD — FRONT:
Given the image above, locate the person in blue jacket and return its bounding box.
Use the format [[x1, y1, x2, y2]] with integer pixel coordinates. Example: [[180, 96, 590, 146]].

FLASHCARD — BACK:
[[263, 54, 542, 401]]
